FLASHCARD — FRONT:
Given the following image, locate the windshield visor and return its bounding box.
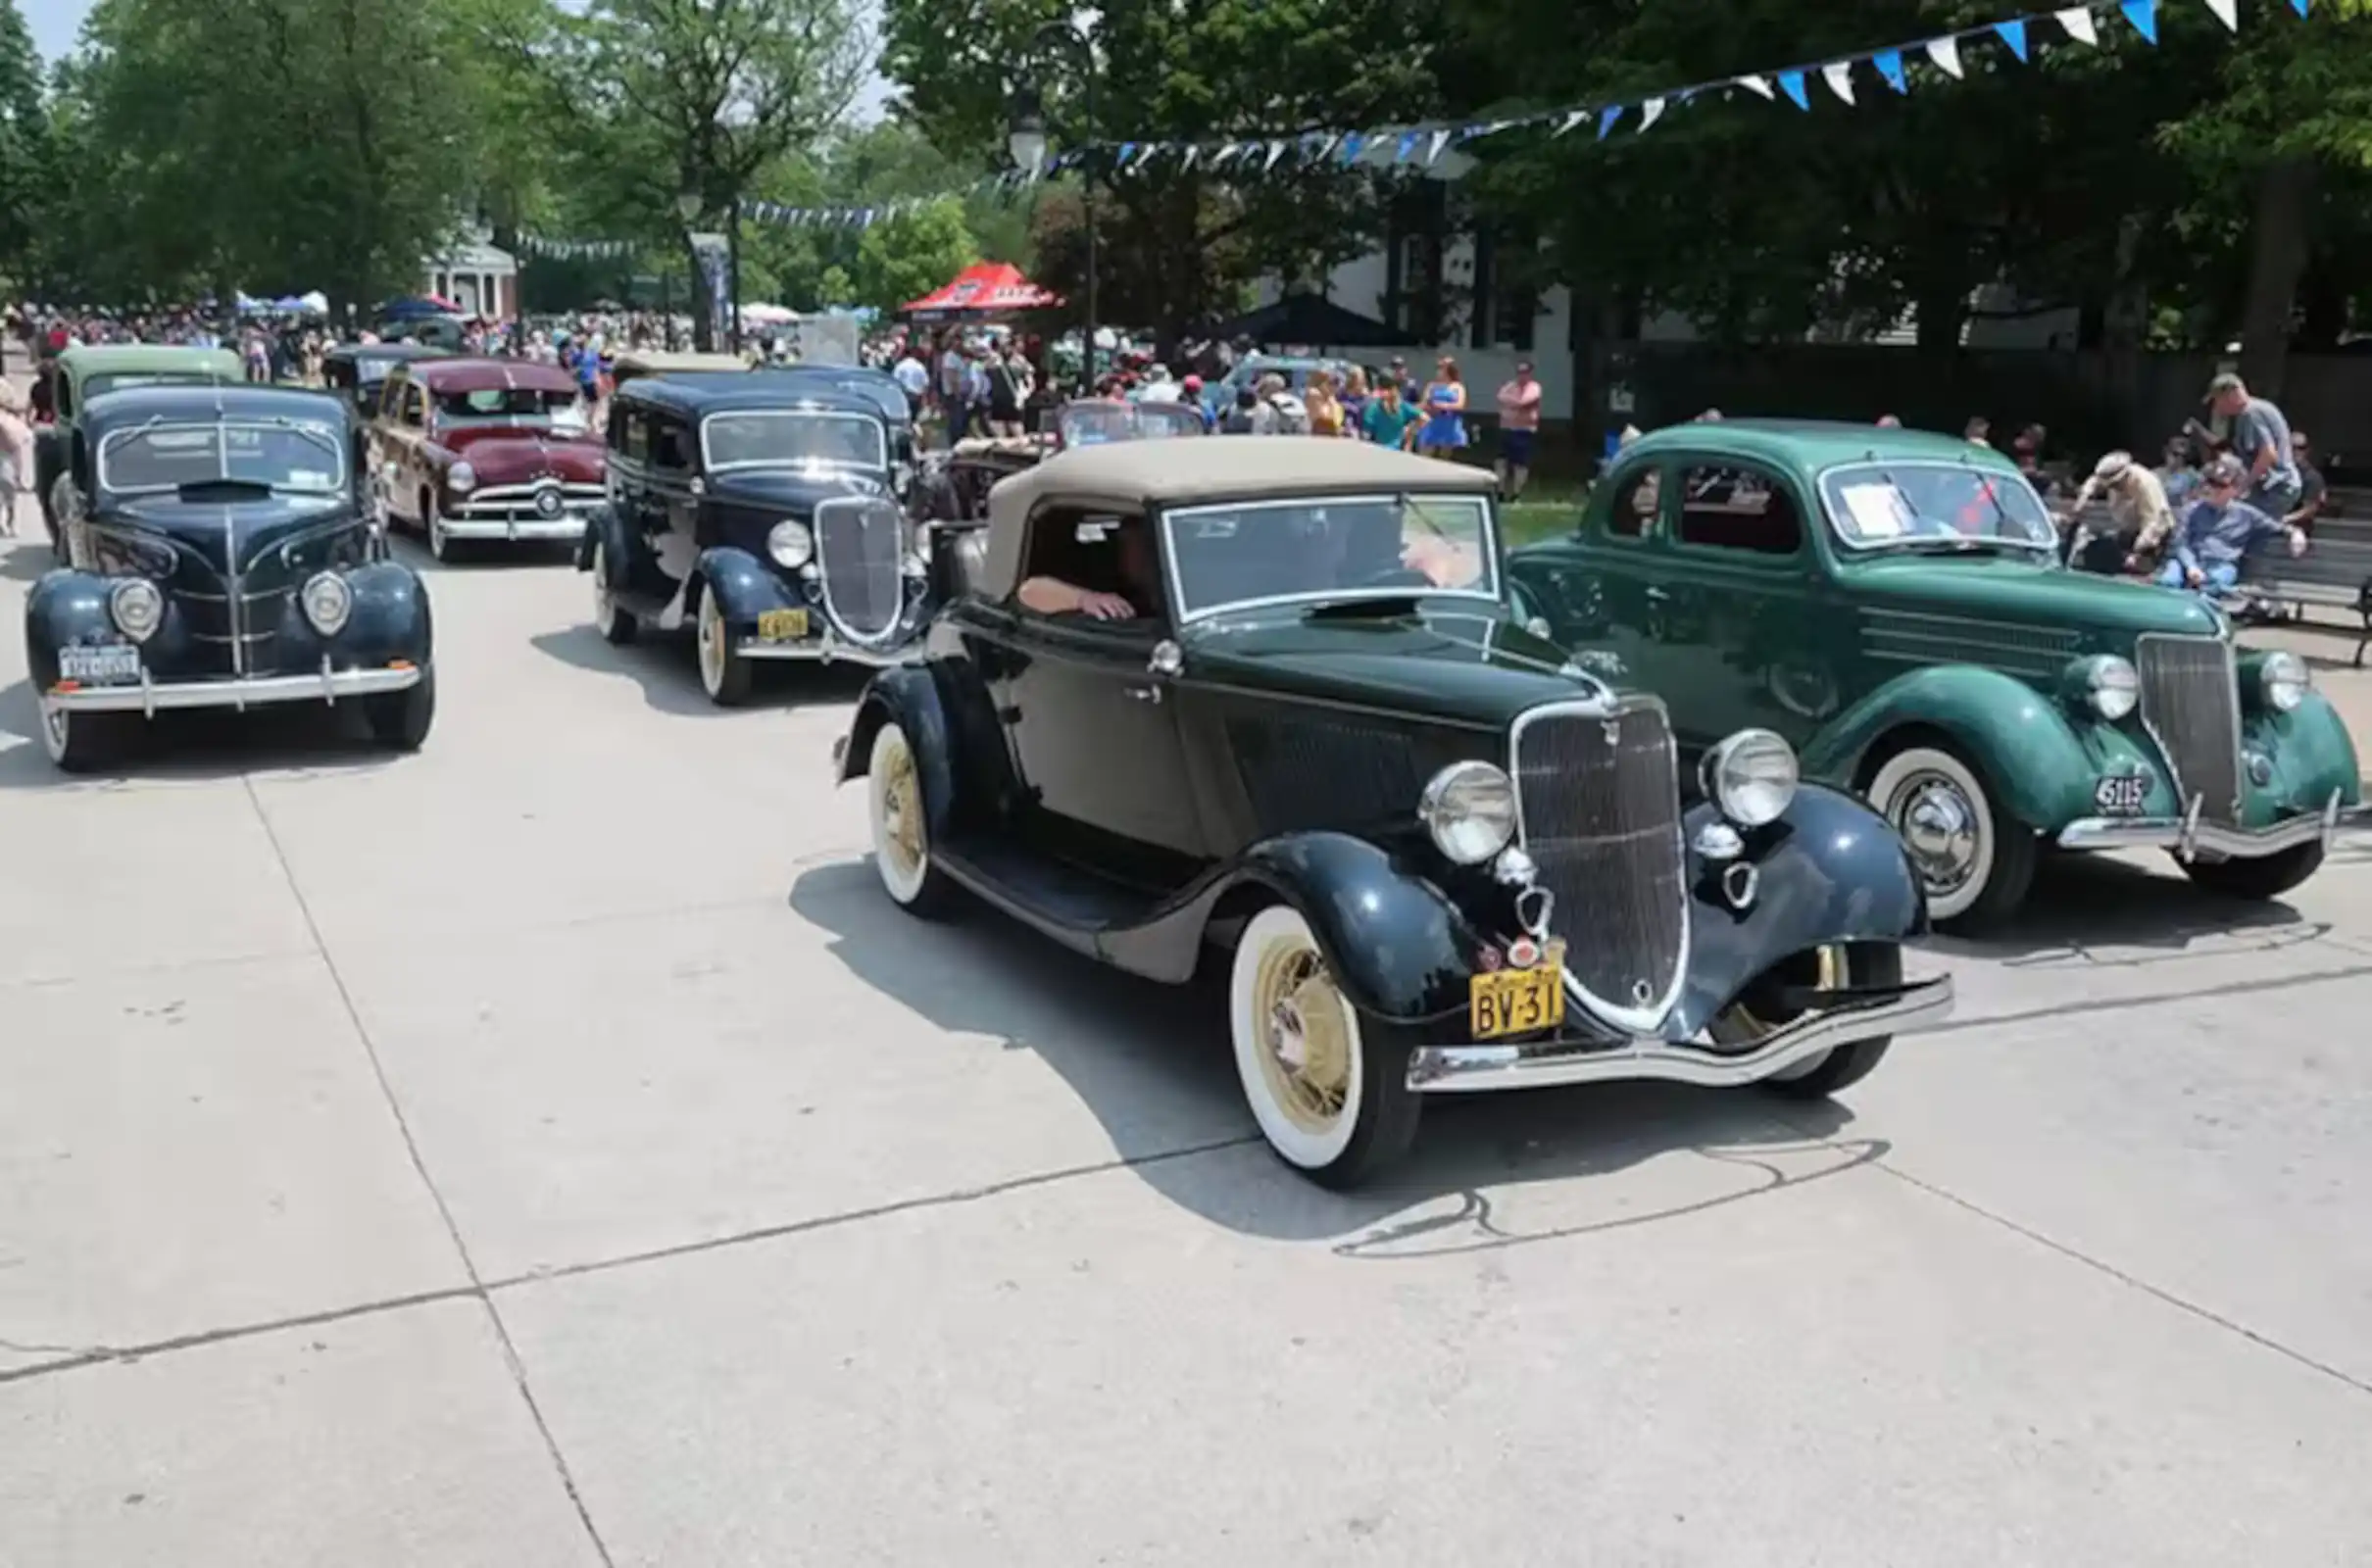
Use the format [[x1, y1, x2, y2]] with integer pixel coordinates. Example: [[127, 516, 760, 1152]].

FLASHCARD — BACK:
[[1821, 462, 2056, 552], [84, 371, 227, 399], [1163, 493, 1498, 621], [702, 411, 886, 472], [98, 421, 346, 496]]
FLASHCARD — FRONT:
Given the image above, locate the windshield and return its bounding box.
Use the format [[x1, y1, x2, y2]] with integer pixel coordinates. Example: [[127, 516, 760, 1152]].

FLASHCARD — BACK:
[[84, 371, 226, 399], [702, 410, 886, 472], [433, 387, 582, 429], [98, 420, 346, 496], [1060, 401, 1203, 447], [1163, 493, 1499, 621], [1821, 462, 2057, 553]]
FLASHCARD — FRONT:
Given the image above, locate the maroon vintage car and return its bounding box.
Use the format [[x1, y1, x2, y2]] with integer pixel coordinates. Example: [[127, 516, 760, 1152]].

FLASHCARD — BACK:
[[370, 358, 606, 561]]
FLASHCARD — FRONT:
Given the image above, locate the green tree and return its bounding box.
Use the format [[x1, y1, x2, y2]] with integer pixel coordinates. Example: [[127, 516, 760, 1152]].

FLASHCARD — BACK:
[[852, 197, 975, 313], [0, 0, 46, 285]]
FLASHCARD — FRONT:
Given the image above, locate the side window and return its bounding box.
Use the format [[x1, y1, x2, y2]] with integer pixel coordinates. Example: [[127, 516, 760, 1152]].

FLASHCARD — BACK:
[[1605, 466, 1661, 540], [1676, 464, 1802, 556], [401, 384, 427, 428], [652, 417, 693, 473], [1016, 505, 1161, 622], [617, 410, 651, 466]]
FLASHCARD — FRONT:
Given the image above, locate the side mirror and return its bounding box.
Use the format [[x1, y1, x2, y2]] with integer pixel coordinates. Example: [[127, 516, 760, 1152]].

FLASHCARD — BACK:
[[688, 476, 707, 499], [1149, 639, 1183, 677]]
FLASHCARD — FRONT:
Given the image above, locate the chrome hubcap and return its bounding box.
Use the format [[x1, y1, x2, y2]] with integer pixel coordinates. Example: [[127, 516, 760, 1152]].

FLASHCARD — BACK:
[[1894, 774, 1980, 894]]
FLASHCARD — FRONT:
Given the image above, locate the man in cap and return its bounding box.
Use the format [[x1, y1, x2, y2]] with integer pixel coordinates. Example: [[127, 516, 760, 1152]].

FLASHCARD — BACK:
[[2205, 372, 2301, 517], [2064, 450, 2175, 574], [2157, 453, 2306, 600]]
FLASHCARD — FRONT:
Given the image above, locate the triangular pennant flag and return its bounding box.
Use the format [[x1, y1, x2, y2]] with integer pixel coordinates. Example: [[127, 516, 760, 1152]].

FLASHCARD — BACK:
[[1556, 109, 1589, 135], [1425, 127, 1452, 163], [1777, 70, 1811, 110], [2291, 0, 2308, 14], [1993, 19, 2029, 60], [1924, 35, 1964, 76], [1821, 61, 1855, 104], [2056, 7, 2100, 43], [1338, 132, 1365, 163], [1262, 141, 1286, 172], [1396, 130, 1422, 163], [1733, 74, 1776, 100], [1310, 132, 1340, 162], [1116, 141, 1136, 166], [1180, 145, 1201, 170], [2202, 0, 2238, 28], [1597, 105, 1623, 139], [1640, 97, 1667, 131], [1873, 48, 1909, 92]]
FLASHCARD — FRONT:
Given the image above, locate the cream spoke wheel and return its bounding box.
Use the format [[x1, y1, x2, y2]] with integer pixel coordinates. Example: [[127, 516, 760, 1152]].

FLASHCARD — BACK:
[[1227, 904, 1412, 1182], [865, 720, 947, 912]]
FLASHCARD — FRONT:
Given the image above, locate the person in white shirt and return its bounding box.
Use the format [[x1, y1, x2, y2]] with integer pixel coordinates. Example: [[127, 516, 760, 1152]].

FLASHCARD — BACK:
[[892, 349, 929, 420]]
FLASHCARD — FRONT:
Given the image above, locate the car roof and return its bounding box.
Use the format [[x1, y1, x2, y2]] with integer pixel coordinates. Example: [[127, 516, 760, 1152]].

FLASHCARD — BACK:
[[78, 383, 353, 440], [1621, 418, 2024, 476], [60, 344, 244, 380], [405, 357, 578, 395], [326, 342, 448, 365], [612, 351, 747, 374], [976, 436, 1496, 601], [618, 372, 880, 419]]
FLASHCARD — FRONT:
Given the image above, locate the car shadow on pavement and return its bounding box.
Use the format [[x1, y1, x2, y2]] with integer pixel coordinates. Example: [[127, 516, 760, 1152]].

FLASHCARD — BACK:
[[1925, 848, 2325, 967], [530, 624, 871, 718], [0, 676, 403, 791], [1, 540, 54, 582], [789, 858, 1879, 1248]]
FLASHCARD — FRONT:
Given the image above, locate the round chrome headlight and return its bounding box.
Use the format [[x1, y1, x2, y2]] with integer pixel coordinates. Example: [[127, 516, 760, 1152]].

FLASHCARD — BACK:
[[2261, 649, 2310, 712], [110, 577, 165, 642], [1700, 728, 1799, 828], [767, 520, 815, 569], [301, 572, 353, 637], [1417, 760, 1519, 865], [2084, 655, 2140, 721], [447, 462, 477, 493]]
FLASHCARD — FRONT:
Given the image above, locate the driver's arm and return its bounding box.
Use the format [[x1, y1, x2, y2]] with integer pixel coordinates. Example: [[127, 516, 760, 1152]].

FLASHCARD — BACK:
[[1018, 576, 1137, 619]]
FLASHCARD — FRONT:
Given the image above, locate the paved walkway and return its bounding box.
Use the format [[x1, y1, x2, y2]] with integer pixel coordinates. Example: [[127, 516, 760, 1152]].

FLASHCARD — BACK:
[[3, 492, 2372, 1563]]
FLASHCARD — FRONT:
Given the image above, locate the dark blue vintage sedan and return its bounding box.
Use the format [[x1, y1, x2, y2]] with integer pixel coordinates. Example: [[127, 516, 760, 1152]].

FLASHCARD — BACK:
[[27, 384, 435, 771]]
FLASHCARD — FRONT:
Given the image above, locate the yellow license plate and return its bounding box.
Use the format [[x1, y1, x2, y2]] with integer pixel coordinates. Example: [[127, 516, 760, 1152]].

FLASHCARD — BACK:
[[1469, 951, 1566, 1040], [756, 608, 809, 642]]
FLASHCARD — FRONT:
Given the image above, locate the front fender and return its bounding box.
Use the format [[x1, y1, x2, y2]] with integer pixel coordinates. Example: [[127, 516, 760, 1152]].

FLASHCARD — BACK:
[[2242, 685, 2364, 824], [334, 561, 434, 666], [577, 503, 628, 574], [837, 665, 958, 848], [697, 545, 800, 623], [1800, 663, 2116, 829], [1667, 786, 1927, 1038], [23, 567, 111, 687]]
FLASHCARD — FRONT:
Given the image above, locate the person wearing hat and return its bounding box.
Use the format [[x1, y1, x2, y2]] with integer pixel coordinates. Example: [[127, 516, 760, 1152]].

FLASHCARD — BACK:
[[2064, 450, 2175, 575], [2205, 372, 2301, 516], [2156, 453, 2306, 599], [1179, 374, 1213, 430]]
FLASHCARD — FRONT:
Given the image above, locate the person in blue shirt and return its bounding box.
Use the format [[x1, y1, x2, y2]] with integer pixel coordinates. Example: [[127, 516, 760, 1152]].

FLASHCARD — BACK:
[[2156, 455, 2306, 598]]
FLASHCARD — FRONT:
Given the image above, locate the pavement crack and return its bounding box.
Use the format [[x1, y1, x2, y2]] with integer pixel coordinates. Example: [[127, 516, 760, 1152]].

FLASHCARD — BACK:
[[0, 1285, 484, 1387], [1870, 1160, 2372, 1402], [240, 777, 620, 1568], [1927, 959, 2372, 1036]]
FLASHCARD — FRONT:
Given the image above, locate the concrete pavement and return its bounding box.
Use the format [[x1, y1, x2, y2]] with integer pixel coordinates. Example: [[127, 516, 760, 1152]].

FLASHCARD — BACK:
[[3, 517, 2372, 1566]]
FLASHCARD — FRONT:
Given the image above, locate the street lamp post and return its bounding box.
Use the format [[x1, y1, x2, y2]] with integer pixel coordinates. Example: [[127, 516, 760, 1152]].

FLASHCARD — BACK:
[[675, 188, 706, 353], [1010, 20, 1097, 393]]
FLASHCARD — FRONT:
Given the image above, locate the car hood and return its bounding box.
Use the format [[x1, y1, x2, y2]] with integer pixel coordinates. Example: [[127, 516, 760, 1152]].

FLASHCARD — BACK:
[[711, 466, 893, 512], [1183, 603, 1613, 730], [443, 428, 604, 484], [1846, 553, 2225, 650], [103, 492, 358, 571]]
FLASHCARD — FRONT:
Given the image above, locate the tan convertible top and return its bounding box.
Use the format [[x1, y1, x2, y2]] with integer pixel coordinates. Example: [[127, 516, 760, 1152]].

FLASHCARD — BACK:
[[976, 437, 1495, 600]]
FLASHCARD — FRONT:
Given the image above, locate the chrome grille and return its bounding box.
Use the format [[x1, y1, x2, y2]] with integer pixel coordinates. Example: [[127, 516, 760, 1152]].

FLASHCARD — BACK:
[[815, 498, 906, 642], [2136, 634, 2244, 824], [1512, 699, 1689, 1026], [166, 546, 240, 675]]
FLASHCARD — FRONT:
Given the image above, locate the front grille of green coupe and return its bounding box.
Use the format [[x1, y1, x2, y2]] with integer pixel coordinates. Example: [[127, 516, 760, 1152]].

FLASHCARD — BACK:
[[1510, 699, 1688, 1023], [2135, 634, 2245, 825]]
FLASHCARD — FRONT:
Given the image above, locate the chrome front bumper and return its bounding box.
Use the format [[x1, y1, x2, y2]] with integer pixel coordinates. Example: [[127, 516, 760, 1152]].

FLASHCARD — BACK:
[[1405, 975, 1955, 1094], [45, 662, 421, 715], [439, 513, 589, 542], [2057, 790, 2370, 859], [734, 635, 914, 667]]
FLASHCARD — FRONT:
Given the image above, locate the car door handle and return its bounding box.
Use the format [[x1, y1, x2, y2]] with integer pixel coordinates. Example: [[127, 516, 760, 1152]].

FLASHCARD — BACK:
[[1645, 586, 1671, 602], [1122, 684, 1163, 704]]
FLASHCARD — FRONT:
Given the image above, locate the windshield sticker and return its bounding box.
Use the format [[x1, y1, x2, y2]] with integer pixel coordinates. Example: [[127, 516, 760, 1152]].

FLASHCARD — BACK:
[[1838, 482, 1911, 539], [285, 469, 334, 490]]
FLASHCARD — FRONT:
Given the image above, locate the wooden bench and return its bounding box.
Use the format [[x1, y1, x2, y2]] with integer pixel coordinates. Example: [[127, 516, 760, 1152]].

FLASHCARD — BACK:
[[2237, 511, 2372, 666]]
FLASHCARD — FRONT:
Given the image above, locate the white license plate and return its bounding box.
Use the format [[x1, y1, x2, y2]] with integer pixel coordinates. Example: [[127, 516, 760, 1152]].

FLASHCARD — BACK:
[[58, 644, 142, 685]]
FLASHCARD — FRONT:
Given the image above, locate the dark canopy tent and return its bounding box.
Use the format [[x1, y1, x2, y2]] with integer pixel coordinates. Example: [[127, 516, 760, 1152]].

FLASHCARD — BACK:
[[1211, 294, 1403, 349]]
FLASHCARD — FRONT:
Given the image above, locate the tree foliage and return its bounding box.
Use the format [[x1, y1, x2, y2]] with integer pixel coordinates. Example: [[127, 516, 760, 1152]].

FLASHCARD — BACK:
[[0, 0, 46, 283]]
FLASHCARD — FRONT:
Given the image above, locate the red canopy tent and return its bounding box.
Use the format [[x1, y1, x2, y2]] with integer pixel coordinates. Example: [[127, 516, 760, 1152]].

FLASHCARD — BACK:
[[903, 262, 1062, 318]]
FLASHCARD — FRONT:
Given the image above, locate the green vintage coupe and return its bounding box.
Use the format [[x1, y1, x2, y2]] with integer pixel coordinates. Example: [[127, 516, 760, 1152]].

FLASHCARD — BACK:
[[1508, 420, 2368, 925], [32, 344, 245, 557]]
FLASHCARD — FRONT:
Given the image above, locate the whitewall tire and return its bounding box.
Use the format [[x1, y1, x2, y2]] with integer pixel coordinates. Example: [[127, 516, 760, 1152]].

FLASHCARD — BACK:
[[866, 720, 953, 916], [1866, 744, 2036, 927], [695, 585, 753, 706], [1227, 905, 1419, 1187], [590, 540, 635, 644], [424, 493, 456, 562]]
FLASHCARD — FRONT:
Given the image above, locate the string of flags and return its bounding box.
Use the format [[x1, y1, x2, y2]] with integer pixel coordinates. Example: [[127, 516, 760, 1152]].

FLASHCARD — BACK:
[[527, 0, 2305, 242]]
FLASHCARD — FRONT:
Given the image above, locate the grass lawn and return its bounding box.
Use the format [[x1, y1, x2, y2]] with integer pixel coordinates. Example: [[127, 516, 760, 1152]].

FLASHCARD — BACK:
[[1502, 480, 1589, 548]]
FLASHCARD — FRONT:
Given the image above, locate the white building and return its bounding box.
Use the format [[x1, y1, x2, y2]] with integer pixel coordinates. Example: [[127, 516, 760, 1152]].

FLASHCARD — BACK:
[[424, 226, 519, 320]]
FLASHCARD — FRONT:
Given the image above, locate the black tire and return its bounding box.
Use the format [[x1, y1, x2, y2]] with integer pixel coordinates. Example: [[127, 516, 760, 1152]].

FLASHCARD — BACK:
[[364, 667, 436, 751], [2181, 842, 2324, 902], [1228, 905, 1421, 1188], [1757, 944, 1901, 1101], [39, 703, 129, 774]]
